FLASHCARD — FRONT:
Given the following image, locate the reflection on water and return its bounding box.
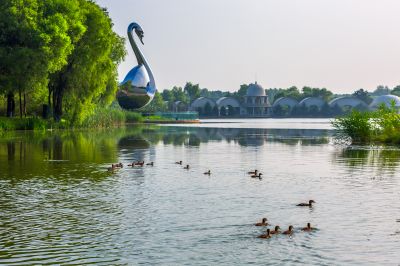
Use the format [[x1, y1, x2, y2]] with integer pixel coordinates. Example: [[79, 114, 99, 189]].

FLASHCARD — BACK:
[[0, 123, 399, 265]]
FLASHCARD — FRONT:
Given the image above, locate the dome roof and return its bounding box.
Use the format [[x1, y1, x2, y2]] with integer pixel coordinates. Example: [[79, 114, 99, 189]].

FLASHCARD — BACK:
[[246, 82, 265, 97], [370, 95, 400, 108]]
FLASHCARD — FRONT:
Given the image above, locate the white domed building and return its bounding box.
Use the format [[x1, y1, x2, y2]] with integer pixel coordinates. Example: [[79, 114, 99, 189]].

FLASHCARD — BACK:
[[243, 82, 271, 116], [369, 95, 400, 110]]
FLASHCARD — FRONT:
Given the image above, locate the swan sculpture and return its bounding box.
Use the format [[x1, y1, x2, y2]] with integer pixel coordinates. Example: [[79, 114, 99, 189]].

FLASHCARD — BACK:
[[117, 22, 157, 109]]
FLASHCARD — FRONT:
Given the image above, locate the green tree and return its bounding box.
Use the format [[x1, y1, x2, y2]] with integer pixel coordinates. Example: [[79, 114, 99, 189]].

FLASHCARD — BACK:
[[391, 85, 400, 97], [141, 91, 167, 112], [353, 89, 372, 104], [183, 82, 200, 103], [50, 0, 125, 123], [0, 0, 84, 117]]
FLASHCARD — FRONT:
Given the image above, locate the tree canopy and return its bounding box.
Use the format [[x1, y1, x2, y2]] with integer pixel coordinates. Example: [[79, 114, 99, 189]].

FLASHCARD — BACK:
[[0, 0, 125, 123]]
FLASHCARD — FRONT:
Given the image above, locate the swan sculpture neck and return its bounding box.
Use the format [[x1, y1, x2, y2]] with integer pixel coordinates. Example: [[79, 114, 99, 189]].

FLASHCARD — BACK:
[[127, 23, 156, 89]]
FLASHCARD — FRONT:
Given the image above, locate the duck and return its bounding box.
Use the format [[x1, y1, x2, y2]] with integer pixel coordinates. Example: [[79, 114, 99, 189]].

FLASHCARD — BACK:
[[127, 162, 135, 167], [257, 228, 271, 239], [301, 223, 315, 232], [203, 170, 211, 175], [297, 200, 315, 207], [107, 165, 117, 172], [146, 162, 154, 166], [255, 218, 268, 226], [270, 225, 281, 235], [184, 165, 190, 170], [175, 161, 183, 165], [135, 161, 145, 167], [251, 173, 263, 179], [282, 225, 294, 235], [248, 169, 258, 175]]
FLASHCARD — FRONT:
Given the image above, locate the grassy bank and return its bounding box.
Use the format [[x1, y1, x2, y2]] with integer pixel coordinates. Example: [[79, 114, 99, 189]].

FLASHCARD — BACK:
[[0, 107, 178, 132], [332, 103, 400, 145]]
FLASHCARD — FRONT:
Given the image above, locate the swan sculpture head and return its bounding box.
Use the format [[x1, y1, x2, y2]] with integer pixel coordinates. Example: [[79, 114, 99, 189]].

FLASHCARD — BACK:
[[117, 22, 156, 110]]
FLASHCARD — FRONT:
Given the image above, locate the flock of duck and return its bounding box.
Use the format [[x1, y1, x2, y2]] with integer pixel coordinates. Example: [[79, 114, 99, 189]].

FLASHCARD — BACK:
[[254, 200, 317, 239], [107, 161, 317, 239]]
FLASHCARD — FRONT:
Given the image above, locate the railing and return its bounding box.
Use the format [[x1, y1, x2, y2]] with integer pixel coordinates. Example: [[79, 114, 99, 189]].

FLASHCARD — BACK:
[[142, 112, 199, 121]]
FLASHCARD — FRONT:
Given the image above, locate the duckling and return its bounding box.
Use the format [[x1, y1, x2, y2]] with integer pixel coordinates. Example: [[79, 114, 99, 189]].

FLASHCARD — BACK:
[[257, 228, 271, 239], [270, 225, 281, 235], [297, 200, 315, 207], [184, 165, 190, 170], [203, 170, 211, 175], [127, 162, 135, 167], [111, 163, 123, 169], [248, 169, 258, 175], [146, 162, 154, 166], [135, 161, 145, 167], [175, 161, 183, 165], [255, 218, 268, 226], [251, 173, 263, 178], [282, 225, 294, 235], [301, 223, 315, 232], [107, 164, 118, 171]]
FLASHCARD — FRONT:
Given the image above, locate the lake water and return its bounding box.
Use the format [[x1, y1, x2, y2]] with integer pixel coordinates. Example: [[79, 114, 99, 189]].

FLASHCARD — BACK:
[[0, 119, 399, 265]]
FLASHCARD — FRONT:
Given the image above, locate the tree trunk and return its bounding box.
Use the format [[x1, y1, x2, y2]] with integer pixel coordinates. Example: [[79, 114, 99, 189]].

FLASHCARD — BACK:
[[53, 86, 64, 122], [6, 92, 15, 117], [23, 92, 26, 117], [18, 89, 22, 118]]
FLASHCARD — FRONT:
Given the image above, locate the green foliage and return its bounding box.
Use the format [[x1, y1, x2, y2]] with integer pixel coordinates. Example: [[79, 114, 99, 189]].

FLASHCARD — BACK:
[[80, 107, 126, 128], [332, 110, 373, 143], [140, 92, 167, 113], [353, 89, 372, 104], [332, 103, 400, 145]]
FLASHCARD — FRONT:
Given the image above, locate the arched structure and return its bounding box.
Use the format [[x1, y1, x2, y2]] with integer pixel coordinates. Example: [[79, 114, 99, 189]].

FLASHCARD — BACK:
[[298, 97, 325, 109], [272, 97, 299, 109], [369, 95, 400, 110], [328, 97, 367, 110], [243, 82, 271, 116], [173, 101, 188, 112], [216, 97, 242, 116], [189, 97, 217, 115]]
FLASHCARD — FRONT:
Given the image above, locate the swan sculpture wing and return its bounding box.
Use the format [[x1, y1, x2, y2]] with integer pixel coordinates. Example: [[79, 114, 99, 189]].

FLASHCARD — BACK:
[[117, 22, 157, 110]]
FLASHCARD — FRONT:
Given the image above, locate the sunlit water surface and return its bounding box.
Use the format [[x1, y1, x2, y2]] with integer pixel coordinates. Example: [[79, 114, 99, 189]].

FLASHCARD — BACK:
[[0, 119, 399, 265]]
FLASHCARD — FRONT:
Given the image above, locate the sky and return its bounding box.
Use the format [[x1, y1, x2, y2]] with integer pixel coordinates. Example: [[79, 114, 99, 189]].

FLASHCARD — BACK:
[[95, 0, 400, 93]]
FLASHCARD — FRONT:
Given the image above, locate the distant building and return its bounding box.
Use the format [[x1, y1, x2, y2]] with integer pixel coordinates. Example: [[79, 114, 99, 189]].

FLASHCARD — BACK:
[[189, 82, 272, 117], [243, 82, 272, 116]]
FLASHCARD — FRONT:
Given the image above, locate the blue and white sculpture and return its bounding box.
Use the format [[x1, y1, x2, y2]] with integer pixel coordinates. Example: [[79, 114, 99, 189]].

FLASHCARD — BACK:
[[117, 22, 157, 109]]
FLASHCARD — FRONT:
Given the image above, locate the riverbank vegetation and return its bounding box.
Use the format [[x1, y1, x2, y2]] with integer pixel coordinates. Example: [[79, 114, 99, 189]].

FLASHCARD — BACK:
[[332, 103, 400, 145]]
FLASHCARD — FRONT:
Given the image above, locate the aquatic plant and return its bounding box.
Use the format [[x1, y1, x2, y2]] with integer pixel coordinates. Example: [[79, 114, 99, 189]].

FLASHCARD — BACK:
[[332, 101, 400, 144]]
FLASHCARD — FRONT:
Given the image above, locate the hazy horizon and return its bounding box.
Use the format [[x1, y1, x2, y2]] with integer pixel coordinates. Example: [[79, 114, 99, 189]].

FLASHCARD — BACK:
[[96, 0, 400, 93]]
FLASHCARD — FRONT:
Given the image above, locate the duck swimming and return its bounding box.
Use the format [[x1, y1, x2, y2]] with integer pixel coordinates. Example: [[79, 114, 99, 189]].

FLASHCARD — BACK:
[[146, 162, 154, 166], [184, 165, 190, 170], [135, 161, 145, 167], [301, 223, 315, 232], [251, 173, 263, 179], [203, 170, 211, 175], [282, 225, 294, 235], [248, 169, 258, 175], [270, 225, 281, 235], [255, 218, 268, 226], [175, 161, 183, 165], [258, 228, 271, 239], [297, 200, 315, 207]]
